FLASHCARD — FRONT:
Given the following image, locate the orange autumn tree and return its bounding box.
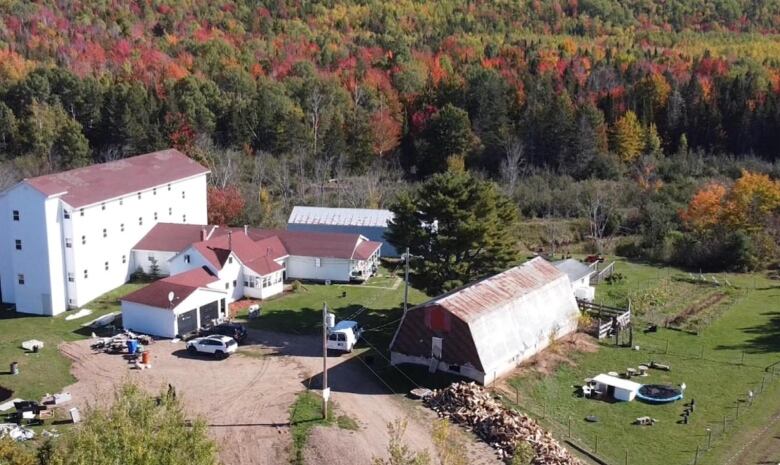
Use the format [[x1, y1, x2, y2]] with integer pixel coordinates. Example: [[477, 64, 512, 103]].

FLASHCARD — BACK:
[[724, 170, 780, 229], [681, 170, 780, 232], [680, 182, 728, 231]]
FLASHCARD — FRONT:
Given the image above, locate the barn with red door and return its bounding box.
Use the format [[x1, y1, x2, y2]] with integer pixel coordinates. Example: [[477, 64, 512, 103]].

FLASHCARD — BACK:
[[389, 257, 580, 385]]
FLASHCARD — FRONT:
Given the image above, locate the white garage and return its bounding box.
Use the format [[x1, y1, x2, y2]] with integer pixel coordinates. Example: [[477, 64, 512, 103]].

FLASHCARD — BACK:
[[121, 267, 228, 338]]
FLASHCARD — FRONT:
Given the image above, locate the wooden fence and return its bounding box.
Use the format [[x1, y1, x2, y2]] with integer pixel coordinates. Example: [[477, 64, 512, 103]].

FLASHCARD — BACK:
[[589, 261, 615, 285], [577, 298, 631, 340]]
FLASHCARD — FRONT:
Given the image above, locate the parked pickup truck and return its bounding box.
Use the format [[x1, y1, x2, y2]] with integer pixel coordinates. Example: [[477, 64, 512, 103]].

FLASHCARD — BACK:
[[186, 335, 238, 359], [327, 320, 363, 353]]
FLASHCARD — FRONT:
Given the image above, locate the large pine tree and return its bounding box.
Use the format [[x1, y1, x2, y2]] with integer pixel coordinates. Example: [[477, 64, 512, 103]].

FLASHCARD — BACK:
[[386, 171, 520, 295]]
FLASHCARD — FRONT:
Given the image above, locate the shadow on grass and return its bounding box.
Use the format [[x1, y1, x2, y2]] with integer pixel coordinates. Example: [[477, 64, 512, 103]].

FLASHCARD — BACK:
[[714, 311, 780, 354]]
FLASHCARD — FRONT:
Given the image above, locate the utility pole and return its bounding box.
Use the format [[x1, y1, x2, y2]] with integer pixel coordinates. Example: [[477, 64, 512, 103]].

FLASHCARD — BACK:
[[403, 247, 410, 312], [321, 302, 329, 419]]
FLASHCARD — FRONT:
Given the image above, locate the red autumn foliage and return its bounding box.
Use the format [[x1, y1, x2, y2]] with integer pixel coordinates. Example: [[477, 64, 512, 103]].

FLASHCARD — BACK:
[[208, 186, 246, 226]]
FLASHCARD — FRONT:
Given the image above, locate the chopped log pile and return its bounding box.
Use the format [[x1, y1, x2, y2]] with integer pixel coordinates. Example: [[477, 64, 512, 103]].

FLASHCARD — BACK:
[[424, 382, 582, 465]]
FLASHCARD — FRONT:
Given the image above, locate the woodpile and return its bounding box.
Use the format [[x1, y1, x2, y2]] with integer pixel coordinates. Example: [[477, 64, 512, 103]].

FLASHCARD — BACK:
[[424, 382, 582, 465]]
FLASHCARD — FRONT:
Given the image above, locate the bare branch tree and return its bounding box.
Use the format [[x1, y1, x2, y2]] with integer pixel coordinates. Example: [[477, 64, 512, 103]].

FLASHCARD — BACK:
[[578, 180, 618, 253], [500, 136, 527, 196]]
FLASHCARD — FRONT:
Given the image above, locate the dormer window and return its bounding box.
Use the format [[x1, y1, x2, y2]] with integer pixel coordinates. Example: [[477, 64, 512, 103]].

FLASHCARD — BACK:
[[184, 255, 191, 264]]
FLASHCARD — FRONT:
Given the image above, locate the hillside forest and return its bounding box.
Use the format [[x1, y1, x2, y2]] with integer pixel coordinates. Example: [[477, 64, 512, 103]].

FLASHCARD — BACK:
[[0, 0, 779, 271]]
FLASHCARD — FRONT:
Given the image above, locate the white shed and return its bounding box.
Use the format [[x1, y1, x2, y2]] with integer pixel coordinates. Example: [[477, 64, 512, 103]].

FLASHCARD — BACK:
[[553, 259, 596, 301], [121, 267, 227, 338], [592, 374, 642, 401]]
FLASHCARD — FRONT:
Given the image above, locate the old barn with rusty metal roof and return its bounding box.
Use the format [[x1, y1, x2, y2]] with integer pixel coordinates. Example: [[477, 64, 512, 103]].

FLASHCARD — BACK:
[[389, 257, 580, 385]]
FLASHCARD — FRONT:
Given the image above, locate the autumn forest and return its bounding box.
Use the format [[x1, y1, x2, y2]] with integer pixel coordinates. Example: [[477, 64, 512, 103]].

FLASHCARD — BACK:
[[1, 0, 779, 271]]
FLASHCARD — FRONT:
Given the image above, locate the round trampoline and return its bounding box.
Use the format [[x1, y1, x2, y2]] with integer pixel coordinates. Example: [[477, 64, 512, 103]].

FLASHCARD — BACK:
[[636, 384, 683, 404]]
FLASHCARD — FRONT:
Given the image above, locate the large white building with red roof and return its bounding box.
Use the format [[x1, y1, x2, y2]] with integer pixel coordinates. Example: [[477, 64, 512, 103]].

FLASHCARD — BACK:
[[0, 149, 209, 315]]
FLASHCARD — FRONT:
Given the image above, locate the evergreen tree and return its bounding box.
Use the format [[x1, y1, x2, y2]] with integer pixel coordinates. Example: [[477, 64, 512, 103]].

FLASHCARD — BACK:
[[415, 104, 476, 177], [386, 171, 520, 294]]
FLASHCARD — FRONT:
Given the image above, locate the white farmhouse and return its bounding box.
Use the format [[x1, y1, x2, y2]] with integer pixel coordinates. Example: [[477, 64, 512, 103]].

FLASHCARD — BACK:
[[121, 224, 382, 337], [0, 149, 209, 315]]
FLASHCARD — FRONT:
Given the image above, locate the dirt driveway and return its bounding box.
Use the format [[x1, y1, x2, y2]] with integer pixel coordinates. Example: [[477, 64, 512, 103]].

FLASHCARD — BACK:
[[60, 330, 499, 465]]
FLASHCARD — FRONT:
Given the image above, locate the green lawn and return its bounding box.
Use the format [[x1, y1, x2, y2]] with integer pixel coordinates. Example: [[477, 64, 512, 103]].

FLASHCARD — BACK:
[[508, 260, 780, 465], [241, 268, 429, 351], [0, 283, 143, 402]]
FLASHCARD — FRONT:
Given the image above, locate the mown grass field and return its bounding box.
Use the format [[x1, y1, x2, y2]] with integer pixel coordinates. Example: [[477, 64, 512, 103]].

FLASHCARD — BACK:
[[240, 267, 429, 350], [0, 283, 143, 402], [508, 260, 780, 465]]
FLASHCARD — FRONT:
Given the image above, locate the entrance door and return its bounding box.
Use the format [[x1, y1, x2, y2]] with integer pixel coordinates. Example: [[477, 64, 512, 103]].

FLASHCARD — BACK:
[[177, 309, 197, 336], [432, 337, 443, 359]]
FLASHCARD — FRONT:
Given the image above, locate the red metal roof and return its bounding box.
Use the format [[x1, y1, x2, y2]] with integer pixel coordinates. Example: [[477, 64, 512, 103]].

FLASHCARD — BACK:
[[431, 257, 565, 322], [249, 229, 369, 260], [24, 149, 209, 208], [352, 240, 381, 260], [121, 267, 220, 309], [192, 231, 287, 275], [244, 256, 284, 275], [133, 223, 213, 252]]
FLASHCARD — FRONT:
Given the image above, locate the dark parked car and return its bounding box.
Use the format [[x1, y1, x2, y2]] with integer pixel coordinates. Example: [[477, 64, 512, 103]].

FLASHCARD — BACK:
[[199, 322, 248, 344]]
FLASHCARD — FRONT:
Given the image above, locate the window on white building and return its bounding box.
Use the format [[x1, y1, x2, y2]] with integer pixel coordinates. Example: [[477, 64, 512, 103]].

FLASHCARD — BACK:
[[101, 202, 106, 210], [120, 223, 125, 232], [67, 272, 74, 282], [167, 183, 171, 191], [153, 188, 157, 196], [228, 257, 233, 264], [15, 239, 21, 250], [12, 210, 20, 221], [154, 212, 158, 220], [80, 208, 84, 216], [119, 198, 123, 205], [315, 258, 321, 267], [81, 235, 86, 245], [84, 269, 88, 279], [181, 191, 186, 199], [184, 255, 191, 264], [103, 228, 107, 238], [148, 255, 154, 262], [65, 238, 72, 248], [137, 192, 141, 199], [225, 282, 229, 289], [105, 261, 109, 271], [122, 255, 126, 264], [63, 210, 70, 219], [232, 280, 237, 288], [182, 214, 186, 223], [17, 274, 24, 285], [168, 207, 172, 216], [138, 217, 143, 226]]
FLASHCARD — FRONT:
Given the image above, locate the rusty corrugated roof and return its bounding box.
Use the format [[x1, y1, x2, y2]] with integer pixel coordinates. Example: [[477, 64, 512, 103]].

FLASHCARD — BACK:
[[429, 257, 565, 322]]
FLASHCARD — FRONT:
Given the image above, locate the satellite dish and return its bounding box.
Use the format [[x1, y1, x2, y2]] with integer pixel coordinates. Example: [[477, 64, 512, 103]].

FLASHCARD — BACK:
[[168, 291, 175, 303]]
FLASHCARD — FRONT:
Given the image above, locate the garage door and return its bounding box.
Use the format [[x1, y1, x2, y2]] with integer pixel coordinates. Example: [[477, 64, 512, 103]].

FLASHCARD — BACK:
[[177, 309, 198, 335], [199, 301, 219, 327]]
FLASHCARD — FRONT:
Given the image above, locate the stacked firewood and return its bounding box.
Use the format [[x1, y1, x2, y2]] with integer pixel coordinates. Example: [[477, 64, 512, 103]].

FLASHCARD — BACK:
[[424, 382, 582, 465]]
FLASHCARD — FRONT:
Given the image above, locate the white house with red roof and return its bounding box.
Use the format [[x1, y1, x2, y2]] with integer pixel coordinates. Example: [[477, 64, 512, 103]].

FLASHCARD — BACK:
[[120, 224, 382, 337], [0, 149, 209, 315]]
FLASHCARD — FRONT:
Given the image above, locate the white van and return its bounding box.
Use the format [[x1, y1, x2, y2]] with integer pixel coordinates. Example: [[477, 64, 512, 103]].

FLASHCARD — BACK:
[[327, 320, 363, 352]]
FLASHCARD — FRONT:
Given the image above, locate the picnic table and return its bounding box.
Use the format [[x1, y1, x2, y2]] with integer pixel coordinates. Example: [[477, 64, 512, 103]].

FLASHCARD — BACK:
[[638, 365, 648, 376], [626, 367, 638, 378]]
